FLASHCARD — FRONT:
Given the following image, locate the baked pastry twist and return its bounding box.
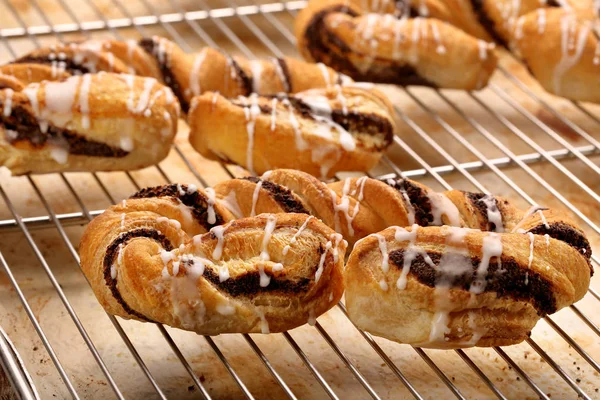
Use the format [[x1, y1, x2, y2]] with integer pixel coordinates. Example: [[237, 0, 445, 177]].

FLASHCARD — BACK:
[[295, 0, 498, 90], [296, 0, 600, 102], [6, 36, 350, 113], [343, 179, 592, 348], [79, 186, 346, 334], [0, 72, 179, 175], [188, 85, 396, 178]]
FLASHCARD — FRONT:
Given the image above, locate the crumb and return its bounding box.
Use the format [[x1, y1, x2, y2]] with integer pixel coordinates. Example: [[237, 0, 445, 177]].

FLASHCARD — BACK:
[[516, 377, 520, 381], [508, 366, 512, 370], [577, 367, 580, 370], [573, 362, 577, 365], [594, 388, 598, 392], [200, 375, 206, 383], [576, 379, 581, 383], [33, 346, 38, 351], [452, 377, 455, 381], [188, 385, 195, 392]]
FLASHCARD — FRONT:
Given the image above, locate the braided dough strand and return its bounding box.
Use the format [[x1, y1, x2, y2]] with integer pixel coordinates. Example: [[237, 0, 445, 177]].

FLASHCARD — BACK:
[[295, 0, 498, 90], [0, 73, 179, 175], [188, 86, 397, 178], [5, 36, 349, 113], [80, 189, 346, 334]]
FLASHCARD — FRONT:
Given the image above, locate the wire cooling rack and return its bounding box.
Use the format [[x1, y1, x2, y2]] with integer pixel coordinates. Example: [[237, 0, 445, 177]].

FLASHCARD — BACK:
[[0, 0, 599, 399]]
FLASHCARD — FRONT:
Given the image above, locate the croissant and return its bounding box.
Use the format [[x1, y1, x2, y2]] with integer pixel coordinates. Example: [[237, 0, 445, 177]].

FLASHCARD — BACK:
[[79, 186, 346, 334], [295, 0, 498, 90], [7, 37, 351, 113], [188, 86, 396, 178], [0, 72, 179, 175], [344, 179, 592, 348]]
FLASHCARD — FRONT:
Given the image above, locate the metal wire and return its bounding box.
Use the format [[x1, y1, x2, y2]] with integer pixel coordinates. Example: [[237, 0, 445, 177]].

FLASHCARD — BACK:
[[0, 0, 599, 399]]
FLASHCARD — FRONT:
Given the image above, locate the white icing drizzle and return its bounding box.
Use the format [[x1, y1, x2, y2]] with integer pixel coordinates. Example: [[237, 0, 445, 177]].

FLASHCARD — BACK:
[[373, 234, 389, 273], [216, 302, 236, 316], [189, 49, 207, 96], [250, 60, 263, 93], [537, 9, 547, 34], [527, 232, 535, 269], [470, 233, 503, 294], [379, 279, 389, 291], [428, 227, 473, 344], [120, 136, 134, 152], [594, 41, 600, 65], [315, 233, 343, 283], [220, 190, 243, 219], [111, 243, 124, 280], [243, 93, 261, 174], [3, 88, 13, 117], [210, 225, 226, 260], [553, 15, 591, 95], [538, 209, 550, 229], [395, 225, 435, 289], [205, 187, 217, 224], [428, 192, 461, 226], [335, 85, 348, 116], [330, 178, 362, 236], [429, 310, 450, 343], [49, 147, 69, 164], [258, 215, 278, 287], [388, 179, 416, 225], [258, 311, 270, 334], [478, 40, 489, 60], [218, 265, 230, 282], [23, 84, 43, 131], [430, 21, 446, 54], [187, 184, 198, 194], [317, 63, 331, 86], [514, 16, 526, 40], [282, 97, 308, 151], [250, 171, 272, 217], [545, 233, 550, 247], [120, 213, 126, 229], [480, 195, 504, 232], [283, 216, 314, 255], [462, 311, 486, 346], [270, 98, 278, 131], [79, 74, 92, 129]]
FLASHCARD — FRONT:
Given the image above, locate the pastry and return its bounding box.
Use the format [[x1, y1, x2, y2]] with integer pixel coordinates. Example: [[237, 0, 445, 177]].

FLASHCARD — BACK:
[[509, 8, 600, 103], [187, 86, 396, 178], [344, 178, 592, 348], [296, 0, 600, 102], [79, 186, 346, 334], [8, 37, 350, 113], [295, 0, 498, 90], [0, 72, 179, 175]]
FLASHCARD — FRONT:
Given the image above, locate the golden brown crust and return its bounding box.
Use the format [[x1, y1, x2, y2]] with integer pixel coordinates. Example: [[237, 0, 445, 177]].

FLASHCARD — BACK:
[[6, 36, 351, 113], [79, 189, 346, 334], [187, 86, 397, 178], [509, 9, 600, 103], [295, 0, 498, 90], [344, 181, 592, 348], [0, 73, 179, 175], [296, 0, 600, 102], [346, 224, 590, 348]]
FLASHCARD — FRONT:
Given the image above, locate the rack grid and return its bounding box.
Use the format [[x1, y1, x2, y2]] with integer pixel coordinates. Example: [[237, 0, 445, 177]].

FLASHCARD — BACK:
[[0, 0, 599, 399]]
